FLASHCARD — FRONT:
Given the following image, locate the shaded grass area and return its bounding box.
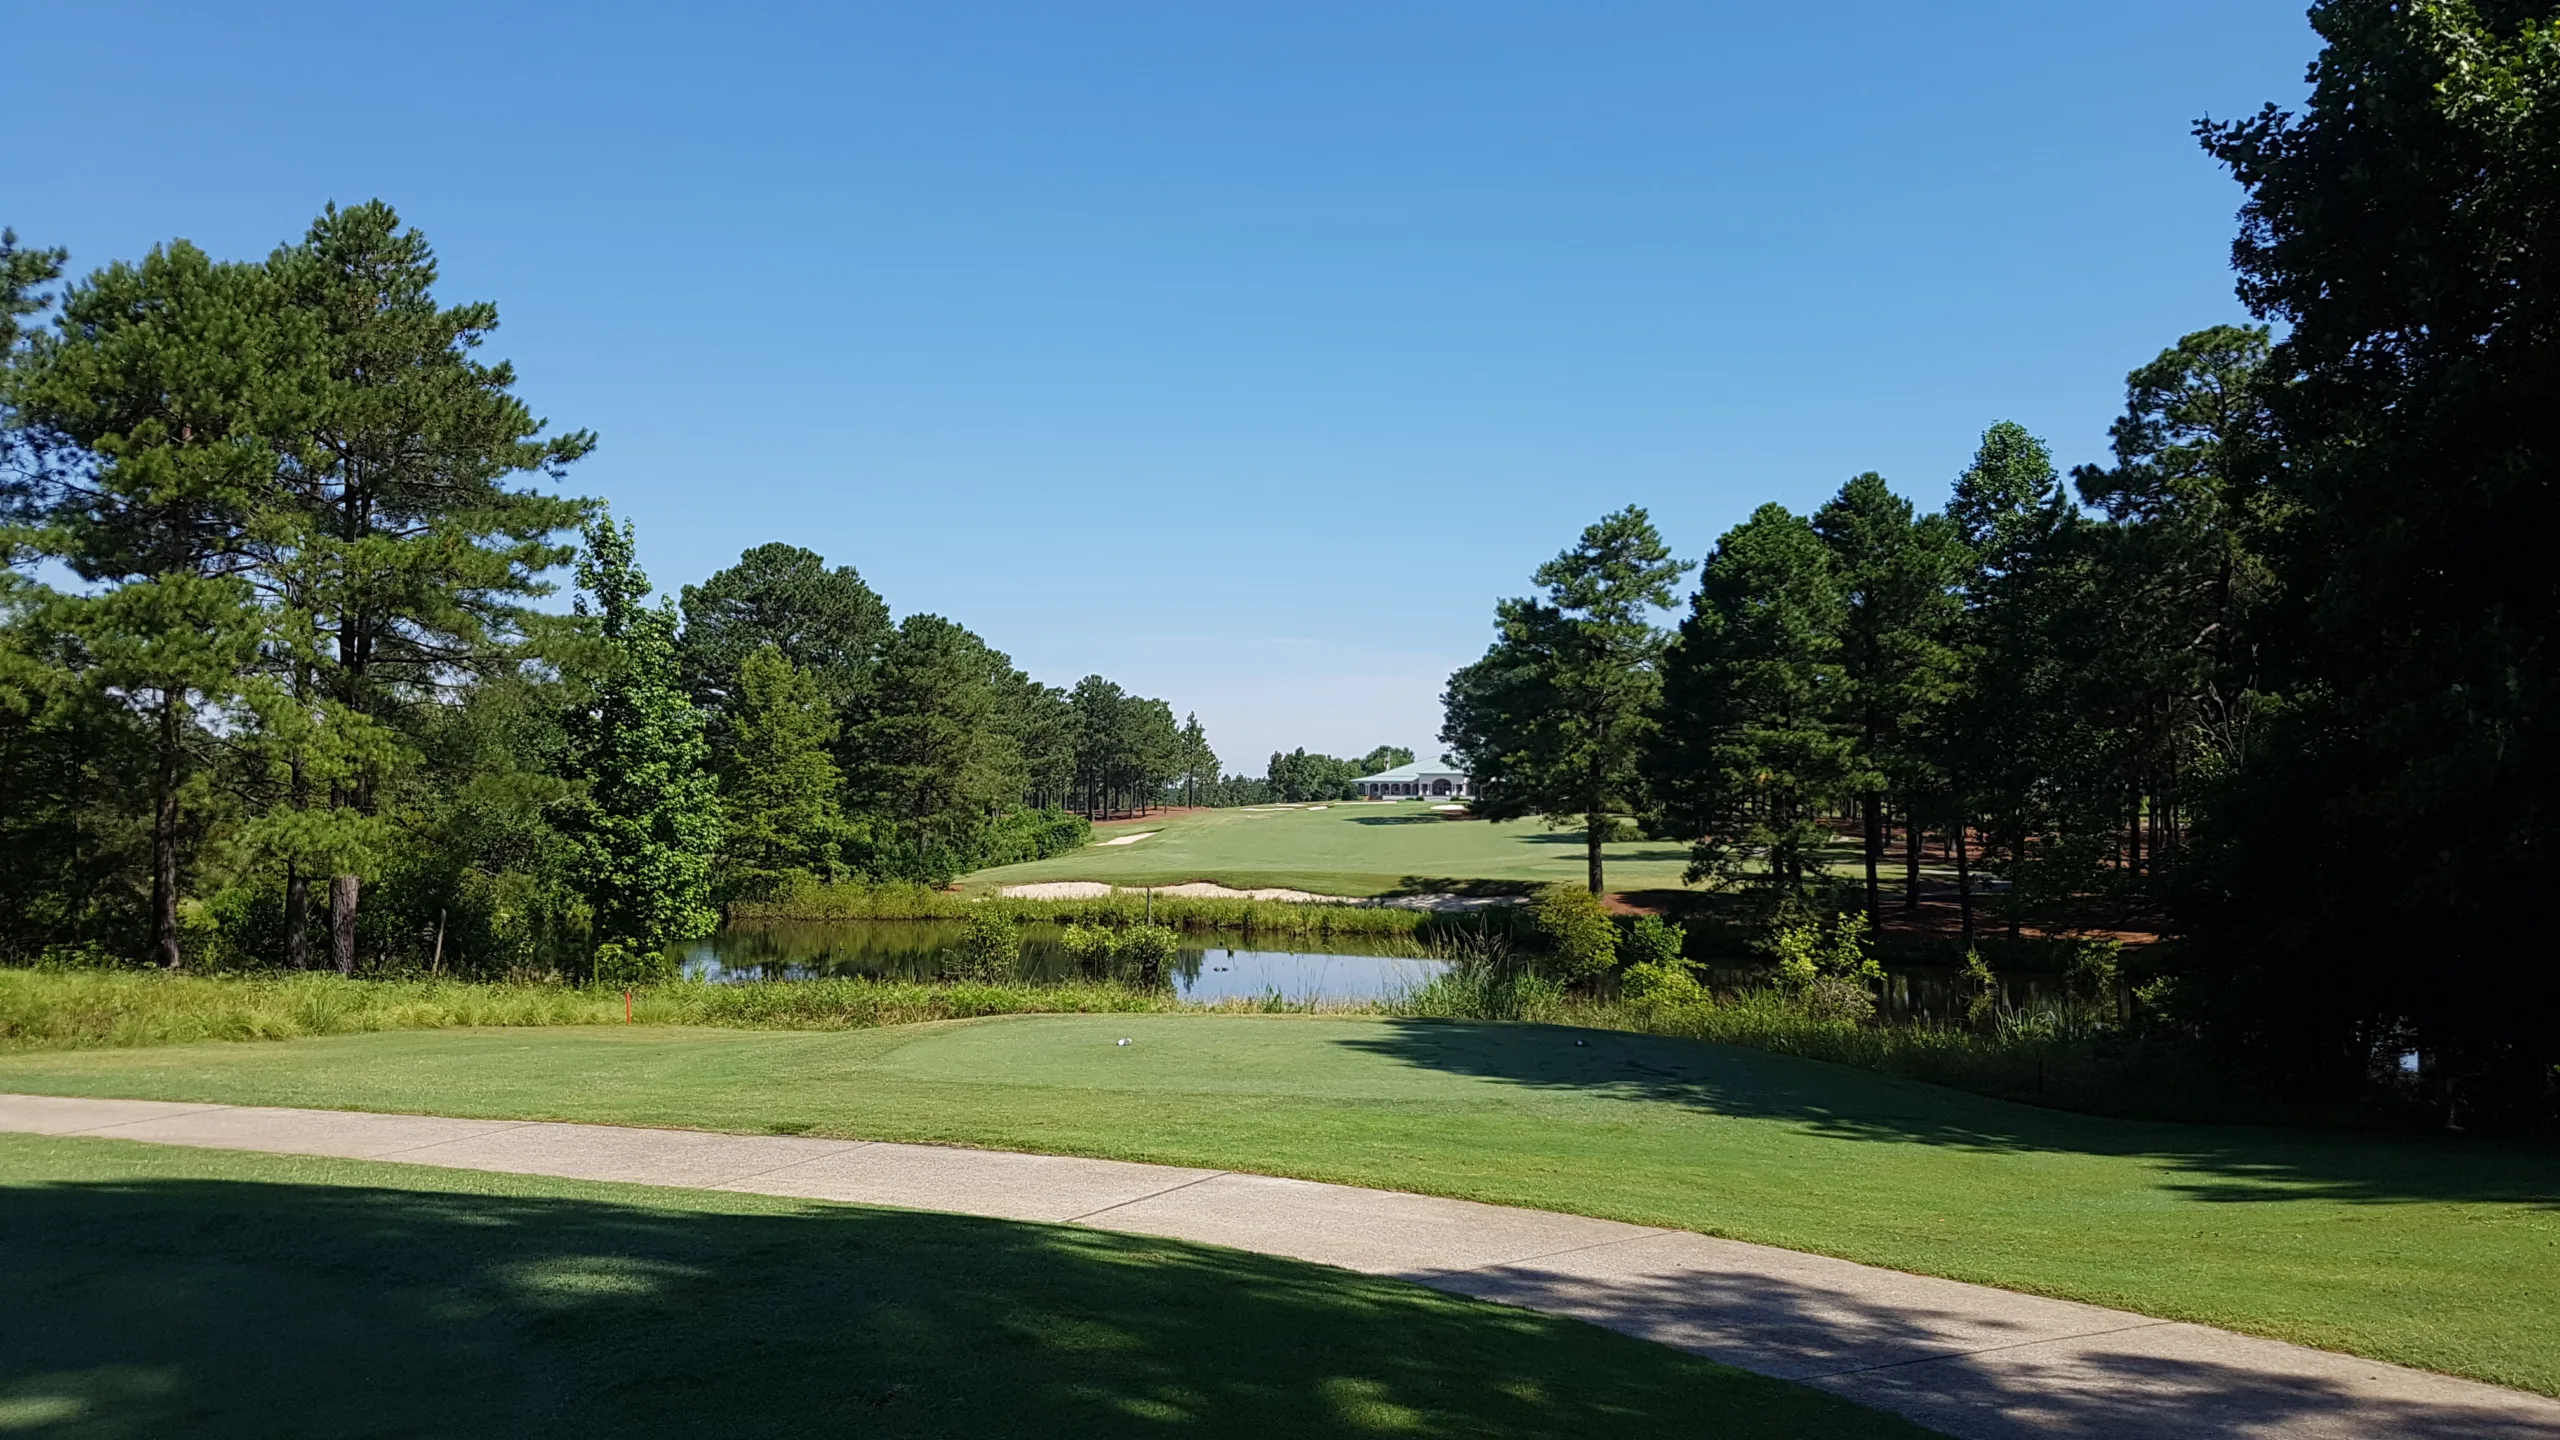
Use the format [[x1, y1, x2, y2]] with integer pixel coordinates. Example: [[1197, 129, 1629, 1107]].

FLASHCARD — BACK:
[[961, 804, 1702, 897], [4, 1015, 2554, 1396], [0, 1134, 1922, 1439]]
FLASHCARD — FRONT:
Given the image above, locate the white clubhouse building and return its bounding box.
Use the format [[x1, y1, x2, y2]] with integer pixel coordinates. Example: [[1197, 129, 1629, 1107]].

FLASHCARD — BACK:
[[1352, 761, 1472, 800]]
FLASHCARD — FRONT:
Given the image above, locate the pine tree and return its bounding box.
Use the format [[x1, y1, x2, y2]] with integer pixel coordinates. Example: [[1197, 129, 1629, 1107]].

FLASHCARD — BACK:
[[558, 513, 719, 976], [264, 201, 591, 971], [1651, 503, 1852, 897], [1813, 474, 1965, 924], [10, 241, 300, 965], [1444, 506, 1688, 893]]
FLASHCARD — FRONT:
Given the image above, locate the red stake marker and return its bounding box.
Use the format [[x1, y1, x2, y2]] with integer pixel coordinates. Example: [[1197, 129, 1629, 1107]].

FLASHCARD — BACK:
[[625, 988, 633, 1023]]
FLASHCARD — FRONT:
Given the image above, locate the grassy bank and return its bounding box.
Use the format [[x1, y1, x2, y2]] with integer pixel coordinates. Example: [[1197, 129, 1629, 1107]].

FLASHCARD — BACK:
[[0, 969, 1190, 1053], [0, 1133, 1912, 1439], [4, 1012, 2552, 1398], [728, 879, 1439, 938]]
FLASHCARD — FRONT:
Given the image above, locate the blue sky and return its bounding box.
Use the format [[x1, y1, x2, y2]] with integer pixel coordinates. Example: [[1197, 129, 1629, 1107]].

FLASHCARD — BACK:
[[12, 2, 2316, 770]]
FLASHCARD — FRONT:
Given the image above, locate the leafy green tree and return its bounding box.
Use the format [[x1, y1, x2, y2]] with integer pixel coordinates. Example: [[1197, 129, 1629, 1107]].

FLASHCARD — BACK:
[[846, 615, 1020, 881], [1650, 503, 1850, 897], [557, 514, 719, 974], [1444, 507, 1688, 894], [1357, 745, 1416, 775], [678, 542, 891, 731], [1813, 474, 1964, 923], [2186, 0, 2560, 1112], [715, 644, 845, 900], [1265, 747, 1362, 802]]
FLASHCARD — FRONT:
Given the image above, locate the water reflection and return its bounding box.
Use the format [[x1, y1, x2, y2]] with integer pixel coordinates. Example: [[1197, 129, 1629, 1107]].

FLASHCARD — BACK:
[[681, 921, 1451, 1005]]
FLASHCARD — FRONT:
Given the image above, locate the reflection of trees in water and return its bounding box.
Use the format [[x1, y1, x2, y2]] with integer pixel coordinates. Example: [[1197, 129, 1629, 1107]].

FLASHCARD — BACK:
[[689, 920, 1445, 1000]]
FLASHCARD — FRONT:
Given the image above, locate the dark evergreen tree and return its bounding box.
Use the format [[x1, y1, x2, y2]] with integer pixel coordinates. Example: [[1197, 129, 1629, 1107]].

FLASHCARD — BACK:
[[2187, 0, 2560, 1116], [1444, 506, 1688, 893], [1651, 503, 1850, 896]]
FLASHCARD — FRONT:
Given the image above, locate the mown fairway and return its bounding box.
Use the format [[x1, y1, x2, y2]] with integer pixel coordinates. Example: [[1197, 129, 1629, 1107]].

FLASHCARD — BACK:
[[965, 802, 1705, 895], [4, 1014, 2553, 1396], [0, 1134, 1919, 1438]]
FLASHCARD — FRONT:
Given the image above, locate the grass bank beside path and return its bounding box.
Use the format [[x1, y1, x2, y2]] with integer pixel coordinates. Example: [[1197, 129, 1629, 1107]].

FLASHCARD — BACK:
[[962, 801, 1704, 897], [3, 1015, 2553, 1398], [0, 1134, 1918, 1439], [0, 968, 1185, 1051]]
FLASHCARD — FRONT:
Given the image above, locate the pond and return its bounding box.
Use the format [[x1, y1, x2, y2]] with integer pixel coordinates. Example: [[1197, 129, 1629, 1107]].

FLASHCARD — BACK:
[[682, 920, 1451, 1005], [683, 921, 2079, 1018]]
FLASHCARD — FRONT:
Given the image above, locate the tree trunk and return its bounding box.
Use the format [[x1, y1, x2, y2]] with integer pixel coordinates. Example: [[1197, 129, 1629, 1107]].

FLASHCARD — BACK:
[[152, 688, 183, 969], [1903, 809, 1921, 912], [1954, 819, 1974, 945], [284, 863, 311, 970], [1586, 812, 1605, 895], [2128, 789, 2143, 877], [2007, 840, 2023, 942], [1862, 790, 1883, 927], [331, 873, 361, 975]]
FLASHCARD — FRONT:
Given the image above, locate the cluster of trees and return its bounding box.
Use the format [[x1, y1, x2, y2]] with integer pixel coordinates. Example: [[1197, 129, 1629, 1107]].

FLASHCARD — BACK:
[[0, 204, 1210, 977], [1452, 0, 2560, 1120]]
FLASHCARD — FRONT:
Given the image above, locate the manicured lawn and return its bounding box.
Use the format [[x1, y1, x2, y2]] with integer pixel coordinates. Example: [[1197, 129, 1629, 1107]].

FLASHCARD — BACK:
[[4, 1015, 2554, 1395], [0, 1134, 1917, 1438], [965, 802, 1707, 895]]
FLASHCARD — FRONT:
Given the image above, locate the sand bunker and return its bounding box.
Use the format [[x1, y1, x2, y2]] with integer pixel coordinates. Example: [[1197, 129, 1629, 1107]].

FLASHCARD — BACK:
[[1097, 831, 1159, 846]]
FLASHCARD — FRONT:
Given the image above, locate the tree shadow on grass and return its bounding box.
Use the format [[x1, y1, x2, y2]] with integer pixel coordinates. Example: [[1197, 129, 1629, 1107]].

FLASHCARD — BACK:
[[1327, 1020, 2560, 1209], [0, 1141, 1925, 1440], [1425, 1259, 2560, 1439]]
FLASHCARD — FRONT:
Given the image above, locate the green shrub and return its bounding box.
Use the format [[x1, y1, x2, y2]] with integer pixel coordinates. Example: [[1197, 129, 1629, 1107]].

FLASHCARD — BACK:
[[1530, 885, 1617, 981], [1618, 914, 1688, 970], [948, 911, 1021, 981], [592, 941, 677, 987], [1620, 960, 1703, 1005], [1112, 924, 1181, 984]]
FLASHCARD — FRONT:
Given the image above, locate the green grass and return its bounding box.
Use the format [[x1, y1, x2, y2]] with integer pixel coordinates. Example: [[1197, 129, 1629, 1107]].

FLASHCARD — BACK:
[[962, 802, 1706, 896], [0, 1133, 1923, 1438], [3, 1015, 2554, 1396]]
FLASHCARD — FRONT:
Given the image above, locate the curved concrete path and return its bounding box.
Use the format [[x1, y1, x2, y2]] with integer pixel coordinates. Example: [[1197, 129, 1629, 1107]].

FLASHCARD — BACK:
[[4, 1092, 2552, 1440]]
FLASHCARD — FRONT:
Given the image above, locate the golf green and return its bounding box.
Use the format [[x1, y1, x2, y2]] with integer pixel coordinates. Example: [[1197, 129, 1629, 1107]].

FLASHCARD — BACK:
[[0, 1132, 1926, 1437], [3, 1013, 2553, 1395], [965, 801, 1707, 895]]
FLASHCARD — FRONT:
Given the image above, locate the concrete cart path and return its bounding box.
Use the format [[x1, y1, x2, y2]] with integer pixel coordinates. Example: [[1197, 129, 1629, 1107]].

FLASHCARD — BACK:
[[5, 1092, 2553, 1440]]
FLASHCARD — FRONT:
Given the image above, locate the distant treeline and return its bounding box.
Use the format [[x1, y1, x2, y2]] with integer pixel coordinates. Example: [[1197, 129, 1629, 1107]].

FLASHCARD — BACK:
[[1179, 745, 1416, 808]]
